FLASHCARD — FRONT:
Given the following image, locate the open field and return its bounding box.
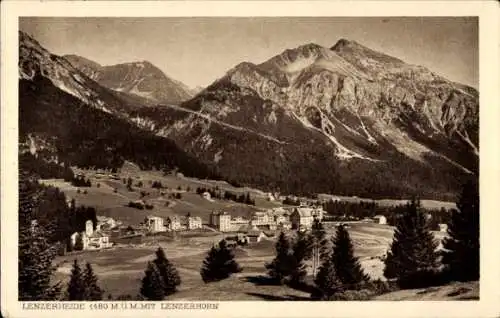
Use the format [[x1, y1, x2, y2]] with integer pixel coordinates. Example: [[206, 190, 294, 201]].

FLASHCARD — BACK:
[[53, 221, 448, 300], [41, 162, 287, 225], [40, 182, 264, 226]]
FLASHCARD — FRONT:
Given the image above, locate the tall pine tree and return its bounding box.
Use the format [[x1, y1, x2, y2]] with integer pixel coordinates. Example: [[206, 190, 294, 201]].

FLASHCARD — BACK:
[[153, 247, 181, 295], [312, 256, 344, 300], [311, 218, 328, 278], [290, 230, 312, 285], [83, 263, 103, 300], [18, 172, 61, 300], [201, 239, 242, 283], [384, 198, 439, 288], [66, 260, 86, 300], [140, 262, 165, 300], [265, 232, 294, 284], [332, 224, 369, 289], [441, 180, 479, 282]]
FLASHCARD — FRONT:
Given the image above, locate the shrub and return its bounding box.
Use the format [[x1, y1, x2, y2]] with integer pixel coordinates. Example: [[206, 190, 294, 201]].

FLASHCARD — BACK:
[[331, 289, 374, 301], [128, 201, 144, 210]]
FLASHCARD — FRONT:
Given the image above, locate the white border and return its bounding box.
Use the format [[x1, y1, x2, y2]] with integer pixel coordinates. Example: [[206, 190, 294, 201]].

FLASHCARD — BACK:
[[2, 1, 500, 318]]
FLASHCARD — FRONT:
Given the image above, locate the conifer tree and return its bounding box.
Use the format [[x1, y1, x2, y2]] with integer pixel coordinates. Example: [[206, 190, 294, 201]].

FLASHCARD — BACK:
[[153, 247, 181, 295], [265, 232, 294, 284], [140, 262, 165, 300], [83, 263, 103, 300], [67, 260, 86, 300], [312, 256, 344, 300], [290, 230, 312, 285], [332, 224, 369, 289], [441, 180, 479, 282], [18, 172, 61, 300], [384, 198, 439, 288], [311, 218, 328, 278], [201, 240, 242, 283]]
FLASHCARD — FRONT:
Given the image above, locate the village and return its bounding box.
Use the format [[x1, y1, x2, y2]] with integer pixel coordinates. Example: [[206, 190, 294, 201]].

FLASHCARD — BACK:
[[61, 166, 399, 252], [33, 162, 454, 300]]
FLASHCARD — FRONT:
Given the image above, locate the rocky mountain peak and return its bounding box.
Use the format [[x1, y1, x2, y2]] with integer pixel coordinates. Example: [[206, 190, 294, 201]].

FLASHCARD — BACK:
[[66, 56, 194, 104], [331, 38, 358, 50], [331, 38, 406, 68]]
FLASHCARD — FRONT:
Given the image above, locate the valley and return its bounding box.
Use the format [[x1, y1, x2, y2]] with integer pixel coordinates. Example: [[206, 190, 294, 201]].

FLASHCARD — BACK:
[[43, 162, 452, 300], [17, 19, 480, 303]]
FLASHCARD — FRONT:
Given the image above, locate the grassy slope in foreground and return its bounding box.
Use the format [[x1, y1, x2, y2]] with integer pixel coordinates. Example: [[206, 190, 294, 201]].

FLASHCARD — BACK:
[[373, 281, 479, 300]]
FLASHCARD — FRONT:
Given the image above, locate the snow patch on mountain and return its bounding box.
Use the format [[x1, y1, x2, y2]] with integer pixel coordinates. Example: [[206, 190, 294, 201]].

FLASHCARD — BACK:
[[291, 111, 378, 161], [356, 113, 378, 145]]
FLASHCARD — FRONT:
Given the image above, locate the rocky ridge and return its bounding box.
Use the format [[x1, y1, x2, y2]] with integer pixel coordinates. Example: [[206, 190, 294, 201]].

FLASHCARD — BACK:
[[65, 55, 194, 104], [132, 39, 478, 199]]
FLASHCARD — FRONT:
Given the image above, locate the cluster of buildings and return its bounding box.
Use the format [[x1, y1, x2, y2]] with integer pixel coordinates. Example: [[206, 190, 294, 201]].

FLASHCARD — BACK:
[[210, 205, 325, 233], [68, 212, 206, 251], [145, 214, 203, 233], [70, 216, 118, 250]]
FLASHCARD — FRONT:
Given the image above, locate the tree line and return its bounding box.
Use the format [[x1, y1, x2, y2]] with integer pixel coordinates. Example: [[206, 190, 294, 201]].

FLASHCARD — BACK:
[[323, 199, 452, 231], [195, 187, 255, 205], [18, 171, 97, 247]]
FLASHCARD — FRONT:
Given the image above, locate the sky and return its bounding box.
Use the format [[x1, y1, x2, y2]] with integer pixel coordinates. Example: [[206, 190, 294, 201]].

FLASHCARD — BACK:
[[20, 17, 478, 89]]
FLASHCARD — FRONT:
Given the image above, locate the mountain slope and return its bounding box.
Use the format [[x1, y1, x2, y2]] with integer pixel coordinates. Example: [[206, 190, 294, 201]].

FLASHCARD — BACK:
[[18, 31, 217, 179], [132, 40, 478, 200], [65, 54, 194, 104], [19, 31, 150, 114]]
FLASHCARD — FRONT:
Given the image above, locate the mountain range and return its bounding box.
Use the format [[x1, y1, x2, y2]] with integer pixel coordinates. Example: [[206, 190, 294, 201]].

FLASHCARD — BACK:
[[18, 31, 479, 201], [64, 55, 196, 104]]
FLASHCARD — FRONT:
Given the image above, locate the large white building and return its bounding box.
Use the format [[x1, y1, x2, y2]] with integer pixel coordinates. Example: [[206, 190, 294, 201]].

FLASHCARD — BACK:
[[146, 216, 167, 233], [166, 215, 183, 231], [70, 220, 112, 250], [186, 215, 203, 230], [311, 206, 325, 221], [210, 211, 232, 232], [250, 211, 274, 226], [290, 207, 314, 230]]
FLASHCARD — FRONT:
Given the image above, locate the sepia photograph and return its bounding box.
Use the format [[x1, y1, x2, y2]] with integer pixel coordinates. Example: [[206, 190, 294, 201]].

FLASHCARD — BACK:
[[2, 1, 499, 317], [16, 15, 480, 301]]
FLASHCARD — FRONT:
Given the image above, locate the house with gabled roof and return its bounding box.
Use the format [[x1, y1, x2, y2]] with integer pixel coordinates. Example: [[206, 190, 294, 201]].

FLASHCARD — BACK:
[[290, 207, 314, 230]]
